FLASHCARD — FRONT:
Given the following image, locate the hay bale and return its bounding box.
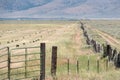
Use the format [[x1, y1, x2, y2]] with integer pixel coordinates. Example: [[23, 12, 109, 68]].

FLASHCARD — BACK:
[[16, 44, 19, 47], [23, 43, 25, 45], [7, 41, 10, 44], [11, 40, 14, 42]]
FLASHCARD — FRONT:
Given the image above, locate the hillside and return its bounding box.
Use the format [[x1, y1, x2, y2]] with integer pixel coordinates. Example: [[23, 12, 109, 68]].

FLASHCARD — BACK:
[[0, 0, 120, 18]]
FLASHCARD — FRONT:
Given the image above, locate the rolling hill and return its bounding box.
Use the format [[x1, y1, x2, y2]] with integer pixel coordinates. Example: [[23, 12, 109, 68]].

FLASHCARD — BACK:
[[0, 0, 120, 19]]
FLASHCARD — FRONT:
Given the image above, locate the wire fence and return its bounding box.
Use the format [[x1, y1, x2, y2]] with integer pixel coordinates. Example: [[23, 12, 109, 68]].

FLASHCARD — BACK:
[[0, 43, 115, 80]]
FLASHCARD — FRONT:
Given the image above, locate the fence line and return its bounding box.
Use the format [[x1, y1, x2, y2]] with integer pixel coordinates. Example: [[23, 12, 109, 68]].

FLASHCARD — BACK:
[[80, 22, 120, 68], [0, 45, 115, 80]]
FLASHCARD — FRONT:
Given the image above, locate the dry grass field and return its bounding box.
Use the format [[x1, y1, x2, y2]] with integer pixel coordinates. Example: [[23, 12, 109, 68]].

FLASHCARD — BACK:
[[0, 20, 93, 57], [0, 20, 120, 80]]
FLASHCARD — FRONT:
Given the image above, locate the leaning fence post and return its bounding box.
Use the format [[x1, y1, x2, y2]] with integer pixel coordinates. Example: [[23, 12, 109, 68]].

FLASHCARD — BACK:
[[40, 43, 46, 80], [25, 48, 28, 78], [7, 47, 11, 80], [67, 59, 69, 75], [51, 46, 57, 78]]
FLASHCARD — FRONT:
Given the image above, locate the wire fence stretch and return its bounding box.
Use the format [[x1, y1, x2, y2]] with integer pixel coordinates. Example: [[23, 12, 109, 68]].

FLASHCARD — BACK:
[[0, 43, 115, 80], [80, 22, 120, 68], [0, 22, 119, 80]]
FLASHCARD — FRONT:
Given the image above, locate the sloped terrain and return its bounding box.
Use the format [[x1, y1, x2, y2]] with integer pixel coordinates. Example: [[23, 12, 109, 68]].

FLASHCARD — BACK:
[[0, 0, 120, 18]]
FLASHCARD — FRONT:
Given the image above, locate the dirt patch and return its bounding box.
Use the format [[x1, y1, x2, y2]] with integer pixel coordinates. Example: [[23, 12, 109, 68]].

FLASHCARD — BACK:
[[96, 30, 120, 46]]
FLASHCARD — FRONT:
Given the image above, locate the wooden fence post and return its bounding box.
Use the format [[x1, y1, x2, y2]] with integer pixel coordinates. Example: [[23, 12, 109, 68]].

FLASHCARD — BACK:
[[7, 47, 11, 80], [25, 48, 27, 78], [51, 46, 57, 77], [98, 44, 101, 53], [106, 58, 108, 71], [97, 59, 99, 73], [40, 43, 46, 80], [87, 56, 90, 71], [94, 41, 97, 53], [77, 60, 79, 74], [112, 49, 117, 60], [106, 44, 112, 61], [67, 59, 69, 75]]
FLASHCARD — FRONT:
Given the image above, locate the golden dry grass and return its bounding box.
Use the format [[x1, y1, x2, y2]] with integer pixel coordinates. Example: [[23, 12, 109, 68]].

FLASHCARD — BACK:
[[0, 20, 120, 80]]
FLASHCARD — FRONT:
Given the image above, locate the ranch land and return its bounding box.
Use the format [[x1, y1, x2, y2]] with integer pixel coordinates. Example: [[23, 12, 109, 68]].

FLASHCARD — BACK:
[[0, 20, 120, 80]]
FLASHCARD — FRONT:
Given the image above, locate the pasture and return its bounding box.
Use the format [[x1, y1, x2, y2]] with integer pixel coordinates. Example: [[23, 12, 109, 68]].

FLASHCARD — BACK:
[[0, 20, 120, 80]]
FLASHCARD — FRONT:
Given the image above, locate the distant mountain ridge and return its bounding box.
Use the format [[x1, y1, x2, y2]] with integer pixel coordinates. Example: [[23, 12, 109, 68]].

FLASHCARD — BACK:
[[0, 0, 52, 11], [0, 0, 120, 19]]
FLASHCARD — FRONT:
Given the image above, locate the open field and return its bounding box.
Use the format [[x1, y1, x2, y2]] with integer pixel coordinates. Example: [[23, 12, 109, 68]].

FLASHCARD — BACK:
[[0, 20, 94, 57], [0, 20, 120, 80]]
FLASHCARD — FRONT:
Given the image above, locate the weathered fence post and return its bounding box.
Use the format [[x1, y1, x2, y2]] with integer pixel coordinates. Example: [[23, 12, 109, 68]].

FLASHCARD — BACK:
[[67, 59, 69, 75], [7, 47, 11, 80], [98, 44, 101, 53], [87, 56, 90, 71], [25, 48, 28, 78], [97, 59, 99, 73], [40, 43, 46, 80], [106, 58, 108, 71], [115, 52, 120, 68], [106, 44, 112, 61], [111, 49, 117, 60], [77, 60, 79, 73], [94, 41, 97, 53], [81, 22, 84, 31], [51, 46, 57, 77]]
